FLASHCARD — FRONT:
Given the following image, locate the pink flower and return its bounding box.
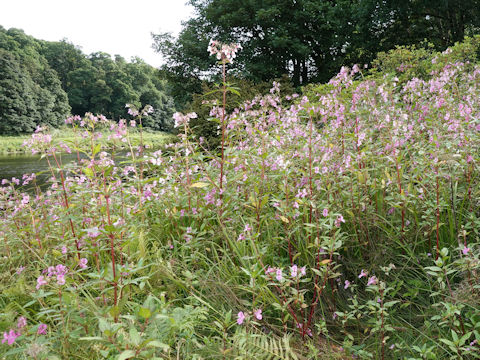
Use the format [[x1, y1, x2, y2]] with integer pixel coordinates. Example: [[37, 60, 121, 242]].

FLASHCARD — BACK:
[[17, 317, 27, 329], [462, 246, 471, 255], [254, 309, 263, 320], [322, 208, 329, 217], [344, 280, 351, 289], [37, 323, 47, 335], [79, 258, 88, 269], [300, 266, 306, 277], [265, 266, 275, 275], [244, 224, 252, 233], [207, 39, 241, 63], [2, 330, 20, 345], [367, 276, 378, 286], [61, 246, 68, 254], [358, 270, 367, 278], [36, 276, 47, 290], [87, 228, 101, 238], [335, 214, 345, 227], [16, 266, 25, 275], [290, 264, 298, 277], [57, 274, 66, 286], [55, 264, 67, 276], [276, 269, 283, 281], [237, 311, 245, 325]]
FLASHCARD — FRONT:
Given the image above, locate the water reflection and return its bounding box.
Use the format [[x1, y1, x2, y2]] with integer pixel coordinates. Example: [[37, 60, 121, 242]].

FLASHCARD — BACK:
[[0, 152, 130, 189]]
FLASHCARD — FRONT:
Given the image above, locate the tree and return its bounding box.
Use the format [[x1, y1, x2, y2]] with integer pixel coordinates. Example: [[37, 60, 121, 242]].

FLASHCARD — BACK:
[[153, 0, 480, 110], [0, 50, 38, 134], [0, 27, 71, 134]]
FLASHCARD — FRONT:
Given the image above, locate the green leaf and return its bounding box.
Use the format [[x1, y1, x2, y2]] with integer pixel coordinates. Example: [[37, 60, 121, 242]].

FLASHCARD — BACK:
[[118, 350, 136, 360], [109, 305, 120, 319], [146, 340, 170, 351], [93, 143, 102, 156], [80, 336, 104, 341], [459, 331, 472, 346], [129, 326, 141, 347], [138, 307, 152, 319], [83, 167, 94, 178], [190, 182, 209, 188]]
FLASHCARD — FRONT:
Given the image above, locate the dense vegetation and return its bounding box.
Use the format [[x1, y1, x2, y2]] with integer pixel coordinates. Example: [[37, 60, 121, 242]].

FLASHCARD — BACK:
[[153, 0, 480, 109], [0, 27, 174, 135], [1, 37, 480, 359]]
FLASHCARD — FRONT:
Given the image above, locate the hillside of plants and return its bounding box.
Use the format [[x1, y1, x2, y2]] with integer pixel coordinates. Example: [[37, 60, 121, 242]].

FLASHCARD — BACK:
[[0, 33, 480, 359]]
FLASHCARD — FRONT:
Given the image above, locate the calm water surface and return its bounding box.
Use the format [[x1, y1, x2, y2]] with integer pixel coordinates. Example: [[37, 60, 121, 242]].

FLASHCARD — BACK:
[[0, 152, 133, 188], [0, 153, 86, 186]]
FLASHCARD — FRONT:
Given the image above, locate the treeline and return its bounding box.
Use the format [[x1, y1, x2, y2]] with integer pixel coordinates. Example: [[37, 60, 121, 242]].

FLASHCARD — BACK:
[[0, 26, 174, 135], [154, 0, 480, 109]]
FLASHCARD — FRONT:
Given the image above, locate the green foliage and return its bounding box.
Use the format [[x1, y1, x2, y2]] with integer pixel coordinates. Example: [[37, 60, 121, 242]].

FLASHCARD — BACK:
[[0, 28, 70, 135], [2, 39, 480, 359], [153, 0, 480, 109], [0, 27, 175, 134], [370, 35, 480, 83]]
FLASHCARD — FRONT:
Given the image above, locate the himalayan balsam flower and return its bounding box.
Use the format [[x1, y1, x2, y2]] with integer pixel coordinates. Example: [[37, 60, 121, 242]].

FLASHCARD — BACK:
[[322, 208, 329, 217], [367, 276, 378, 286], [462, 246, 471, 255], [300, 266, 306, 277], [207, 39, 241, 63], [173, 112, 197, 128], [57, 274, 66, 286], [2, 330, 20, 345], [335, 214, 345, 227], [79, 258, 88, 269], [254, 309, 262, 320], [237, 311, 245, 325], [290, 264, 298, 277], [358, 270, 367, 278], [276, 269, 283, 281], [37, 323, 47, 335], [87, 228, 101, 238], [17, 317, 27, 329], [36, 276, 47, 290], [344, 280, 351, 289]]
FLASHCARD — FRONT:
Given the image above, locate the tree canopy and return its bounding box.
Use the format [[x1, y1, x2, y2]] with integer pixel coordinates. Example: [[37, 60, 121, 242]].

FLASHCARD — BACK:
[[0, 26, 70, 134], [153, 0, 480, 108], [0, 27, 175, 135]]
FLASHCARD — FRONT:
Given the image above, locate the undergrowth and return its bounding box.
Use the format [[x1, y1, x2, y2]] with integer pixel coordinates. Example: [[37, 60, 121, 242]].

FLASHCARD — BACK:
[[1, 41, 480, 359]]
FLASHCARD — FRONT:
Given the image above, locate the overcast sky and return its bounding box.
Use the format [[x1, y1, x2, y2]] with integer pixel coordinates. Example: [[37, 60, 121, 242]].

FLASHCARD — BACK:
[[0, 0, 194, 67]]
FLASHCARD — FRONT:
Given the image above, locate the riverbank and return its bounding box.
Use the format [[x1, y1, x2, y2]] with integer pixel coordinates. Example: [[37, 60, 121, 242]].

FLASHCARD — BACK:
[[0, 127, 174, 154]]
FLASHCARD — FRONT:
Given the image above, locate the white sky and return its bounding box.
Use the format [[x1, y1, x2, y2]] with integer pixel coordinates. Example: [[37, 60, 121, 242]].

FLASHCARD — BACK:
[[0, 0, 194, 67]]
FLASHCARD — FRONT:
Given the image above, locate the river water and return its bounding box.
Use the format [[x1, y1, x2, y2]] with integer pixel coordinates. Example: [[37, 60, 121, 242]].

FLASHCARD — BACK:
[[0, 153, 86, 187], [0, 151, 136, 189]]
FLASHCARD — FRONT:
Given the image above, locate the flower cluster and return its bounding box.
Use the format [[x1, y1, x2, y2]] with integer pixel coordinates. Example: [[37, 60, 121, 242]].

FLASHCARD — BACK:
[[237, 308, 262, 325], [265, 264, 306, 282], [36, 264, 69, 289], [1, 317, 47, 346], [207, 39, 241, 63], [173, 112, 198, 129]]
